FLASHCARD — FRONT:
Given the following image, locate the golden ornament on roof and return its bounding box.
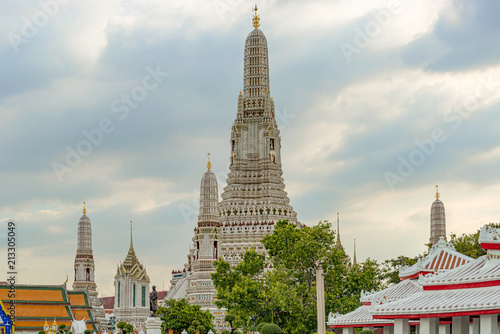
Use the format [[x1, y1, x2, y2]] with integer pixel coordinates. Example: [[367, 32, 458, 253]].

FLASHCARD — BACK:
[[83, 201, 87, 215], [207, 153, 212, 170], [253, 5, 260, 29], [435, 185, 440, 199]]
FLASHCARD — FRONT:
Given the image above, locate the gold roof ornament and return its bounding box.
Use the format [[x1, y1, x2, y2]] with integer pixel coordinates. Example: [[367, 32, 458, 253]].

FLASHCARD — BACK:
[[253, 4, 260, 29], [207, 153, 212, 170], [435, 185, 440, 199], [83, 201, 87, 215]]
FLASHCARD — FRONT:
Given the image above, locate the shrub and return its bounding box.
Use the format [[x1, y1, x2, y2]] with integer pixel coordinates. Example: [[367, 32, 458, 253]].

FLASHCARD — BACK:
[[260, 324, 282, 334], [197, 325, 206, 333], [358, 330, 374, 334], [222, 331, 230, 334], [256, 323, 268, 333], [39, 331, 46, 334]]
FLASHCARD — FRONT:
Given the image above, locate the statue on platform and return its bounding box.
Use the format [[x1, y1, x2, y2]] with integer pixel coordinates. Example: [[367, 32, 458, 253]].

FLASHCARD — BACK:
[[150, 285, 158, 316]]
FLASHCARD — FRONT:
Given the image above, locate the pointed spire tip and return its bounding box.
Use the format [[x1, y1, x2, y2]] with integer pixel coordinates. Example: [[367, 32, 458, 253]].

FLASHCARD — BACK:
[[207, 153, 212, 170], [252, 4, 260, 29]]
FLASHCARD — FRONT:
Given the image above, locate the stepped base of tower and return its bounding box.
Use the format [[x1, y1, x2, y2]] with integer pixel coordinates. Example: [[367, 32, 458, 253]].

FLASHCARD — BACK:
[[114, 308, 150, 331]]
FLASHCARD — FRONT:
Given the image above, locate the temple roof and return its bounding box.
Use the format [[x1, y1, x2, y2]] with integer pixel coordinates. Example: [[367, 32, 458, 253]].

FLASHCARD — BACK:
[[399, 237, 472, 280], [362, 279, 422, 305], [328, 280, 423, 327], [117, 221, 150, 281], [0, 284, 96, 331], [328, 306, 393, 328], [371, 225, 500, 319], [371, 286, 500, 319]]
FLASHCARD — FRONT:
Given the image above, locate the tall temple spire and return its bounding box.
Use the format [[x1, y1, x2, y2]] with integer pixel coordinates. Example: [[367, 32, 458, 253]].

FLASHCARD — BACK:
[[73, 203, 105, 322], [114, 219, 150, 323], [336, 212, 342, 249], [353, 239, 357, 266], [218, 8, 297, 266], [430, 186, 446, 244], [123, 220, 139, 269], [252, 4, 260, 29], [199, 159, 219, 223]]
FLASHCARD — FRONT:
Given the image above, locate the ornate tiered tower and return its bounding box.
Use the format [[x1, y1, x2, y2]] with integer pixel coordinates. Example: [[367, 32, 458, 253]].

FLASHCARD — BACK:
[[218, 5, 297, 265], [430, 185, 446, 244], [72, 203, 105, 322], [114, 221, 150, 330], [185, 155, 225, 330]]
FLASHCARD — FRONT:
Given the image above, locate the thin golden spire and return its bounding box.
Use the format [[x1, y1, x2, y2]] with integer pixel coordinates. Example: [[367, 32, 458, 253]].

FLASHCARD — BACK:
[[253, 4, 260, 29], [130, 220, 134, 249], [83, 201, 87, 215], [435, 185, 440, 199], [207, 153, 212, 170], [353, 239, 357, 266], [336, 212, 341, 248]]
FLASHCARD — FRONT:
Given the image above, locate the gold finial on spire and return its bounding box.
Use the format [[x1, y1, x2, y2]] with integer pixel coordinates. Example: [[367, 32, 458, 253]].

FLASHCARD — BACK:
[[207, 153, 212, 170], [252, 4, 260, 29], [435, 185, 440, 199], [239, 90, 242, 95], [130, 220, 134, 249], [83, 201, 87, 215]]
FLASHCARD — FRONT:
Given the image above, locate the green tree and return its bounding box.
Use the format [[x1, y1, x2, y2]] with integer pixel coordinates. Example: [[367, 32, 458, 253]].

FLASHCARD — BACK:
[[84, 331, 91, 334], [381, 255, 419, 285], [57, 324, 73, 334], [116, 322, 134, 334], [213, 220, 386, 334], [449, 230, 486, 259], [156, 298, 214, 333], [224, 315, 238, 334]]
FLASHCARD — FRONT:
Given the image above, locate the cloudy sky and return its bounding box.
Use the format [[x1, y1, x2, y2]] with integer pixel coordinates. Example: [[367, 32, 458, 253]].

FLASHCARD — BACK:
[[1, 0, 500, 297]]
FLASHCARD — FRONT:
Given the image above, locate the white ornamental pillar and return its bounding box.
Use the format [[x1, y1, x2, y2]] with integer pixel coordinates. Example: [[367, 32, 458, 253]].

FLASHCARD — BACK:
[[471, 318, 479, 334], [146, 317, 162, 334], [342, 328, 353, 334], [439, 324, 450, 334], [452, 316, 470, 334], [480, 314, 498, 334], [421, 318, 439, 334], [394, 319, 410, 334], [316, 263, 326, 334], [384, 326, 395, 334]]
